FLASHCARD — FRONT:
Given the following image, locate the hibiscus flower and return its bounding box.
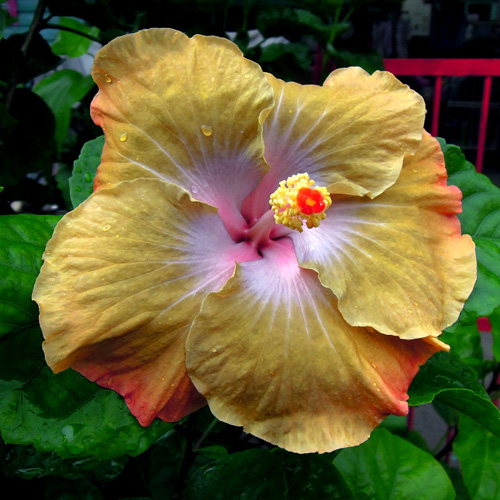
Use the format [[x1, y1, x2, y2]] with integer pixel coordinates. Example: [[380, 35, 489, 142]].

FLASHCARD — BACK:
[[33, 28, 476, 453]]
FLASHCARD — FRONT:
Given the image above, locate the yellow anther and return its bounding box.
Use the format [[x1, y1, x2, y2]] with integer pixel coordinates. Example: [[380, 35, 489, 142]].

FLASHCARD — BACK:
[[269, 173, 331, 232]]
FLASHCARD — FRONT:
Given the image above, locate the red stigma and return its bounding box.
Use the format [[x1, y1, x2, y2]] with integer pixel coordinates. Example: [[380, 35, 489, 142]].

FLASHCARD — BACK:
[[297, 188, 326, 215]]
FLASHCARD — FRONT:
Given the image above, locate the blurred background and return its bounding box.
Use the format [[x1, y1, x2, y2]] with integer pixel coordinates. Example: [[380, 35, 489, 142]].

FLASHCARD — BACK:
[[2, 0, 500, 216], [1, 2, 499, 498]]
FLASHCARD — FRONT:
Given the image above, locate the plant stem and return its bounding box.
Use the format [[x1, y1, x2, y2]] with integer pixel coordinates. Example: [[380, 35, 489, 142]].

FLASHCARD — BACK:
[[45, 23, 101, 43], [435, 426, 458, 462], [193, 417, 219, 450], [5, 0, 47, 109]]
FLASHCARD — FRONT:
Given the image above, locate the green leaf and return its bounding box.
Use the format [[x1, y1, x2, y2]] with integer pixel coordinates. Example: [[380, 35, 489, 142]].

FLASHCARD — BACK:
[[0, 214, 172, 459], [0, 327, 172, 460], [0, 33, 61, 83], [138, 430, 186, 499], [34, 70, 95, 152], [184, 449, 287, 499], [489, 306, 500, 362], [51, 17, 100, 58], [69, 136, 104, 208], [333, 428, 455, 500], [260, 42, 310, 71], [330, 48, 384, 74], [454, 414, 500, 500], [2, 442, 127, 480], [441, 139, 500, 320], [277, 450, 354, 499], [257, 7, 332, 43], [408, 352, 500, 438], [440, 321, 484, 372], [0, 215, 60, 337], [0, 89, 57, 186], [0, 6, 5, 41]]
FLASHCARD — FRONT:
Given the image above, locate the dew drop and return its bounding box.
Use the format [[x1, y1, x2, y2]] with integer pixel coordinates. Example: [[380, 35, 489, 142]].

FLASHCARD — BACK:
[[120, 132, 128, 142], [371, 363, 377, 369], [200, 124, 213, 137], [84, 172, 92, 182], [102, 225, 111, 232], [190, 185, 198, 194], [115, 234, 120, 239], [104, 74, 112, 83], [211, 76, 215, 82], [413, 169, 418, 173], [107, 377, 113, 386], [211, 348, 217, 353], [288, 109, 293, 114], [244, 74, 250, 79]]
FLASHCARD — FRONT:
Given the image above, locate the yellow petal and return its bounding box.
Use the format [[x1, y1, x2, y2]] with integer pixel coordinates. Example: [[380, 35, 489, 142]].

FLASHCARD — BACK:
[[185, 239, 445, 453], [33, 179, 256, 424], [292, 132, 476, 339], [242, 68, 424, 220], [90, 28, 274, 233]]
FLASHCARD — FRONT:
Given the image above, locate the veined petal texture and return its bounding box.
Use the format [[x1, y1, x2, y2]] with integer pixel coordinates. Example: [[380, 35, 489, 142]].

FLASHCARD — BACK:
[[33, 179, 257, 425], [292, 132, 476, 339], [243, 68, 425, 221], [90, 28, 274, 234], [186, 238, 446, 453]]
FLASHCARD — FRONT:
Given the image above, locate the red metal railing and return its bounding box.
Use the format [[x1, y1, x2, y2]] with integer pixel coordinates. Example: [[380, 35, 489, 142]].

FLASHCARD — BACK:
[[385, 59, 499, 333], [384, 58, 500, 173]]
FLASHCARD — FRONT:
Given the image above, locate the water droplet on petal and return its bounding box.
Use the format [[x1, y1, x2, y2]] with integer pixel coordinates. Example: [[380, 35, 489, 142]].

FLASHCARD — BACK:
[[200, 124, 213, 137], [120, 132, 128, 142], [211, 76, 215, 82], [84, 172, 92, 182], [115, 234, 120, 239], [104, 74, 112, 83], [288, 109, 293, 114], [244, 74, 250, 79], [102, 225, 111, 232], [190, 185, 199, 195], [211, 348, 217, 353]]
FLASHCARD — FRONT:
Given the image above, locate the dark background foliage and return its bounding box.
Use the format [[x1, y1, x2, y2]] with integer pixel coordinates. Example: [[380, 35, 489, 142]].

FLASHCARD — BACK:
[[1, 1, 500, 498]]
